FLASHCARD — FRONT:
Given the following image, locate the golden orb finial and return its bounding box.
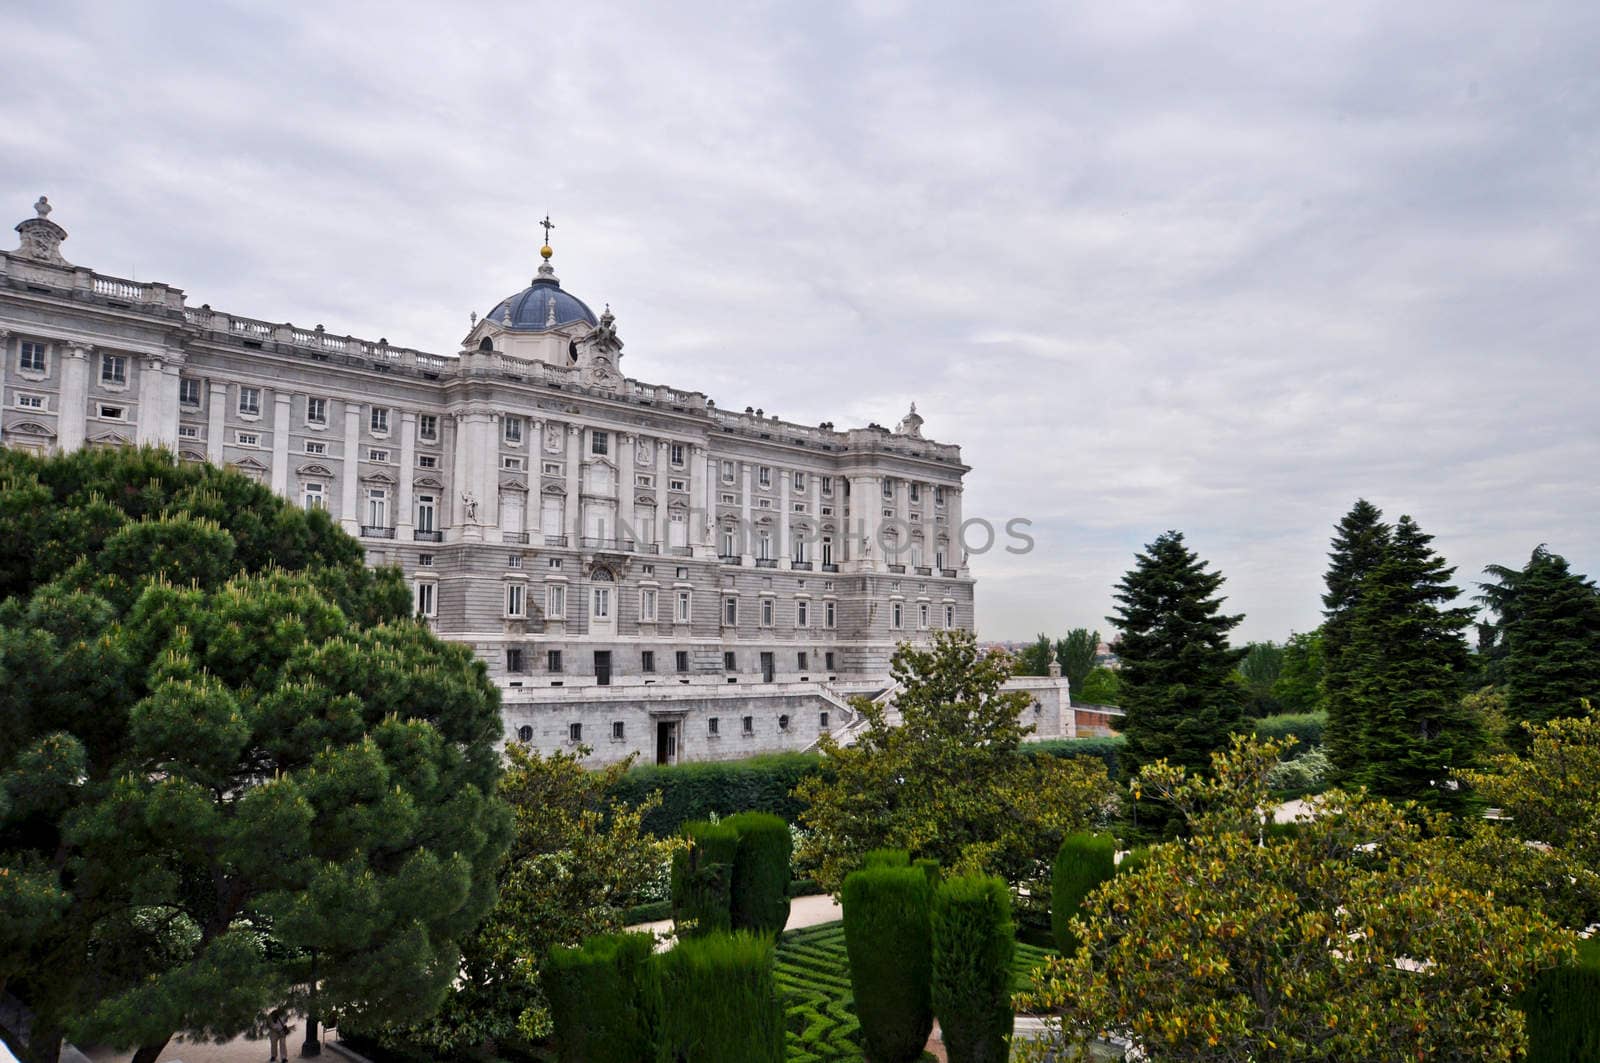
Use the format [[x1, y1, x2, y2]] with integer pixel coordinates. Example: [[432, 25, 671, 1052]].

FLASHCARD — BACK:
[[539, 214, 556, 262], [540, 244, 553, 260]]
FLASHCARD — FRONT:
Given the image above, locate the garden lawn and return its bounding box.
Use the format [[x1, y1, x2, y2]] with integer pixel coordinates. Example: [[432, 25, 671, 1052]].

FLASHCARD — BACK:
[[775, 920, 1052, 1062]]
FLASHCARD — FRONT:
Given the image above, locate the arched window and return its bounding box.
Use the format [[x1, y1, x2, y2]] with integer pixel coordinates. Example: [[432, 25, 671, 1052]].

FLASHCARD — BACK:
[[478, 337, 494, 352]]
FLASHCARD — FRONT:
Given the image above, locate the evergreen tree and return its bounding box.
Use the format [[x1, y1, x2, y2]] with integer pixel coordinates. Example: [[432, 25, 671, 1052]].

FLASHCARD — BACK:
[[1346, 515, 1482, 807], [1480, 547, 1600, 741], [0, 448, 509, 1063], [1321, 500, 1391, 783], [1107, 531, 1245, 786], [1014, 629, 1099, 692]]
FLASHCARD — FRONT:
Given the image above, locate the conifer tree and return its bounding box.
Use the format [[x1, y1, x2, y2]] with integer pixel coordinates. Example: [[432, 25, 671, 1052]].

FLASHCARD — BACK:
[[1107, 531, 1245, 785], [1321, 499, 1391, 783], [1480, 547, 1600, 741], [1346, 515, 1482, 807]]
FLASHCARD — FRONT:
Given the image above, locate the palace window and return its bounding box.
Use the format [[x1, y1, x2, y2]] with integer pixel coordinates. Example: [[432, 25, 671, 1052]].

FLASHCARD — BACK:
[[708, 716, 720, 735], [891, 602, 904, 630], [945, 604, 956, 628], [797, 599, 809, 627], [882, 479, 894, 498], [918, 603, 930, 629], [368, 448, 389, 462], [366, 488, 388, 528], [758, 466, 771, 487], [303, 482, 325, 511], [676, 650, 689, 673], [414, 580, 436, 618], [742, 715, 754, 735], [18, 341, 46, 373], [675, 590, 692, 622], [640, 587, 658, 622], [548, 649, 563, 673], [910, 483, 921, 503], [568, 722, 582, 743], [506, 647, 525, 673], [641, 650, 656, 673], [612, 721, 625, 741], [416, 494, 437, 533], [304, 440, 326, 455], [825, 651, 836, 670], [97, 403, 125, 421], [760, 598, 774, 627], [798, 651, 809, 670], [724, 651, 737, 671], [507, 553, 522, 568], [15, 394, 43, 409], [418, 454, 437, 469], [504, 416, 524, 444], [723, 596, 738, 626], [504, 583, 526, 618], [722, 460, 735, 483], [546, 584, 567, 618], [669, 478, 686, 492], [100, 353, 126, 385], [591, 430, 609, 455], [370, 407, 389, 434], [238, 386, 261, 417], [418, 553, 434, 567], [306, 396, 327, 424], [825, 600, 836, 629], [793, 471, 806, 491], [502, 456, 525, 471], [670, 443, 685, 466], [418, 413, 438, 441], [179, 378, 202, 406], [820, 711, 830, 729], [178, 425, 199, 440], [821, 476, 833, 496]]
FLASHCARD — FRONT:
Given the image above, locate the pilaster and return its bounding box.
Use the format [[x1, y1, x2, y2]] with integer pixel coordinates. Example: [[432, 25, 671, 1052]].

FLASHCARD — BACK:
[[207, 380, 227, 463], [58, 345, 90, 452], [270, 391, 291, 496], [619, 432, 637, 546], [397, 410, 417, 537], [341, 400, 361, 533]]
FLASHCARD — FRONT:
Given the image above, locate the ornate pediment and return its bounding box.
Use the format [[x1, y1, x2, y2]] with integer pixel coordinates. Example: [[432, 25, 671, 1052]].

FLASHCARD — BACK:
[[541, 483, 568, 496], [361, 470, 397, 485], [414, 475, 445, 489], [179, 449, 206, 463], [298, 462, 335, 477], [6, 420, 54, 437], [229, 456, 268, 472], [88, 430, 132, 447], [499, 477, 529, 492]]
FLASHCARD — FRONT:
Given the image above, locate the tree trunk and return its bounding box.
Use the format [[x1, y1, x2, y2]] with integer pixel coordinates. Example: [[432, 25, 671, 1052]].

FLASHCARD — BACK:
[[21, 1019, 61, 1063], [131, 1035, 172, 1063]]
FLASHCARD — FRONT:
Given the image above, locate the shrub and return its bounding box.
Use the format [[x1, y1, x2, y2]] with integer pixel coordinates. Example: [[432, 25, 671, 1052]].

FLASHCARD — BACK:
[[931, 875, 1016, 1063], [607, 753, 826, 837], [1252, 711, 1327, 750], [724, 811, 793, 935], [1022, 736, 1124, 777], [1051, 832, 1116, 955], [654, 931, 785, 1063], [1115, 846, 1152, 877], [914, 857, 942, 887], [545, 932, 657, 1062], [1523, 936, 1600, 1063], [863, 848, 911, 869], [671, 820, 740, 938], [842, 865, 934, 1063]]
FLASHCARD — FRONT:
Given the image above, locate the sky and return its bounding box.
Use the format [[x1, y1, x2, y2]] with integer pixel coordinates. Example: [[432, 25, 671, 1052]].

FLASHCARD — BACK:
[[3, 0, 1596, 643]]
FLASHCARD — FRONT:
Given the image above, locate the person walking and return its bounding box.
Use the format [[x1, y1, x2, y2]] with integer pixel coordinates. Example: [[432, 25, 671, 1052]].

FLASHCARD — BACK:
[[267, 1009, 294, 1063]]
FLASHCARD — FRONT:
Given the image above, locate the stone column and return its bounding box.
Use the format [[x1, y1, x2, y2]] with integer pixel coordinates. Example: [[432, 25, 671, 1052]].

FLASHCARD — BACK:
[[0, 331, 7, 447], [618, 432, 637, 546], [689, 444, 708, 552], [159, 360, 183, 448], [58, 345, 90, 453], [564, 423, 582, 543], [740, 461, 754, 563], [136, 357, 162, 448], [207, 380, 227, 463], [397, 410, 417, 539], [811, 470, 823, 564], [442, 410, 459, 534], [341, 401, 361, 533], [778, 467, 791, 564], [479, 412, 501, 535], [270, 391, 292, 496], [949, 487, 966, 571], [449, 411, 468, 528], [850, 474, 881, 572], [892, 478, 910, 568], [654, 439, 670, 549]]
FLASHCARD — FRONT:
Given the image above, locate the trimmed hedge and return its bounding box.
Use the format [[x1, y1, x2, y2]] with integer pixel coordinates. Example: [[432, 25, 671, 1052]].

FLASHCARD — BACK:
[[1022, 736, 1125, 777], [931, 875, 1016, 1063], [842, 865, 935, 1063], [1252, 711, 1327, 751], [724, 811, 793, 935], [914, 857, 943, 888], [607, 753, 826, 837], [1523, 936, 1600, 1062], [671, 820, 740, 938], [1051, 832, 1116, 956], [1116, 846, 1153, 877], [864, 848, 911, 869], [655, 931, 786, 1063], [545, 932, 657, 1063]]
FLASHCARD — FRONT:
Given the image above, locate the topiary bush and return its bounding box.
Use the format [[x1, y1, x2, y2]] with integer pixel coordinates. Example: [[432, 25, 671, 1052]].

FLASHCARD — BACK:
[[723, 811, 793, 936], [914, 857, 942, 888], [931, 874, 1016, 1063], [1252, 711, 1327, 750], [545, 932, 657, 1062], [1523, 936, 1600, 1062], [654, 931, 785, 1063], [1115, 846, 1152, 877], [1021, 735, 1125, 777], [863, 848, 911, 869], [606, 753, 827, 837], [671, 819, 741, 938], [1051, 832, 1116, 955], [841, 864, 934, 1063]]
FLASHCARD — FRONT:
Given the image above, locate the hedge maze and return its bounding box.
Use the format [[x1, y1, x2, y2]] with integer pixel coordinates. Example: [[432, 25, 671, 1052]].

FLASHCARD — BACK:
[[774, 921, 1053, 1061]]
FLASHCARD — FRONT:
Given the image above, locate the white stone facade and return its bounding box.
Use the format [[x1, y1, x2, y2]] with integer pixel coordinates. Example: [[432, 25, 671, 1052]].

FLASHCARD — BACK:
[[0, 199, 1061, 765]]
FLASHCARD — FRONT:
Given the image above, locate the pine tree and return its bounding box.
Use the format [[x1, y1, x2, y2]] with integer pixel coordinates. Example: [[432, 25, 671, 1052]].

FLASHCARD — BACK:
[[1321, 499, 1391, 783], [1346, 515, 1482, 807], [1107, 531, 1245, 786], [1482, 547, 1600, 741]]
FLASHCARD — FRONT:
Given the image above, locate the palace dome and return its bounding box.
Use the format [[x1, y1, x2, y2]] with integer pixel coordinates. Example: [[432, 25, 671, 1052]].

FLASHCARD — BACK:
[[484, 272, 598, 332]]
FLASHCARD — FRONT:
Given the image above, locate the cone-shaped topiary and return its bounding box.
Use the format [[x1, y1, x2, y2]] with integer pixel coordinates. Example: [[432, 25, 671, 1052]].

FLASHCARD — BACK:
[[931, 874, 1015, 1063], [723, 811, 793, 935], [1052, 832, 1116, 955], [546, 932, 657, 1062], [842, 864, 934, 1062], [653, 931, 785, 1063], [1522, 936, 1600, 1062], [863, 848, 911, 869], [671, 819, 740, 938]]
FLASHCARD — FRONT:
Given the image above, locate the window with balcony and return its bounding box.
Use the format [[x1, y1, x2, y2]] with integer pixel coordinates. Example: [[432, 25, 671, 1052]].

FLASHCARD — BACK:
[[366, 488, 388, 529], [416, 494, 436, 533]]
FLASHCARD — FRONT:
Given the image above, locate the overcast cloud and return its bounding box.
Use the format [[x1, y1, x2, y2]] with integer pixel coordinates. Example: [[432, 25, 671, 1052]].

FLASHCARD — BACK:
[[3, 0, 1596, 642]]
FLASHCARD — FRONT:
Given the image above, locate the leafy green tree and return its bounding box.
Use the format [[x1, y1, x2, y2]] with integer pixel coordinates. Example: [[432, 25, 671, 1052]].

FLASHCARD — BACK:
[[1107, 530, 1245, 788], [1238, 641, 1285, 717], [1015, 634, 1056, 678], [1018, 737, 1574, 1062], [796, 630, 1113, 901], [392, 744, 675, 1053], [0, 447, 508, 1063], [1014, 629, 1098, 692], [1073, 667, 1121, 705], [1479, 547, 1600, 740], [1346, 515, 1483, 808], [1321, 499, 1390, 782], [1272, 629, 1326, 715]]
